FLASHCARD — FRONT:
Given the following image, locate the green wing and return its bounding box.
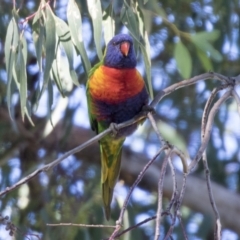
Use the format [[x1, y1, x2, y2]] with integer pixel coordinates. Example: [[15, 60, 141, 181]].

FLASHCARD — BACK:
[[86, 59, 104, 133]]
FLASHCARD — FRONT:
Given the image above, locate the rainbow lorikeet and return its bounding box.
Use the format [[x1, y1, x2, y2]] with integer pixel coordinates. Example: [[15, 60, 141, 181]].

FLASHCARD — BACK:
[[86, 34, 149, 220]]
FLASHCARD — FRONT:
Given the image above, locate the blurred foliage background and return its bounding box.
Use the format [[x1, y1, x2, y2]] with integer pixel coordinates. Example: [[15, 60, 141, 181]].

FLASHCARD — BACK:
[[0, 0, 240, 239]]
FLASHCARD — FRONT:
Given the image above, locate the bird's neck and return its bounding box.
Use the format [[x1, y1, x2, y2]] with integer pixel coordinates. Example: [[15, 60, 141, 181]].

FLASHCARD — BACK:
[[89, 66, 145, 103]]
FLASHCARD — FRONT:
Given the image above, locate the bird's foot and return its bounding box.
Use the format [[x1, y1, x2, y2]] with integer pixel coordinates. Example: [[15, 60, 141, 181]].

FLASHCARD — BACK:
[[110, 122, 119, 137], [142, 105, 156, 115]]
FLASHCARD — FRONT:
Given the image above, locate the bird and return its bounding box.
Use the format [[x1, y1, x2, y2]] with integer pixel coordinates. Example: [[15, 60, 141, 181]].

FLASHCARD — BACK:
[[86, 34, 149, 220]]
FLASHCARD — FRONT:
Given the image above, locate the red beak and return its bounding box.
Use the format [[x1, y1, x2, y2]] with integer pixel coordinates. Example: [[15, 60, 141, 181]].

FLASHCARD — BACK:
[[120, 41, 130, 56]]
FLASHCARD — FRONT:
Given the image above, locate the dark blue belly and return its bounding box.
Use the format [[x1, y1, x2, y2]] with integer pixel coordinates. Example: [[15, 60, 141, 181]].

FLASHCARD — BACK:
[[94, 87, 149, 136]]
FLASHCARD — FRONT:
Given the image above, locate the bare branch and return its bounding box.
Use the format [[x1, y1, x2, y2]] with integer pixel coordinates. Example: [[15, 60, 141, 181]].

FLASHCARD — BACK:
[[188, 90, 232, 172], [108, 146, 168, 240], [151, 72, 233, 108], [113, 216, 157, 239], [154, 151, 172, 240], [201, 86, 223, 239], [231, 88, 240, 116], [46, 223, 115, 228], [201, 85, 226, 138], [0, 130, 110, 197], [172, 147, 188, 173]]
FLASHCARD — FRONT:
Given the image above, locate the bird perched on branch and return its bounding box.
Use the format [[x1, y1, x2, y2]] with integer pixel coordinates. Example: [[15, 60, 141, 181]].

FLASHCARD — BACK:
[[86, 34, 149, 220]]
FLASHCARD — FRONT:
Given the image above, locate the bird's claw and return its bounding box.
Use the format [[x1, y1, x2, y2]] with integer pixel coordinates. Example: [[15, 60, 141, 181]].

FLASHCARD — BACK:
[[142, 105, 156, 115], [110, 123, 119, 137]]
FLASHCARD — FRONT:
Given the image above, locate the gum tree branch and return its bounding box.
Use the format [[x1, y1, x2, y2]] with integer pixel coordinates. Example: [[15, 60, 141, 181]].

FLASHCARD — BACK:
[[154, 151, 172, 240], [108, 146, 168, 240], [201, 87, 224, 239], [0, 72, 239, 240], [188, 89, 232, 172]]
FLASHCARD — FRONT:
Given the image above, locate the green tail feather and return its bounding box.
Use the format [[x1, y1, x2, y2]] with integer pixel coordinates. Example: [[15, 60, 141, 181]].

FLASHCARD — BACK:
[[100, 138, 124, 220]]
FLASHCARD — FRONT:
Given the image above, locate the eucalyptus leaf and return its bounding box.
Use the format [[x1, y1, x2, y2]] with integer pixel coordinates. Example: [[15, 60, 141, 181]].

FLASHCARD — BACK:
[[40, 5, 56, 99], [4, 15, 19, 119], [47, 79, 54, 127], [15, 39, 28, 121], [196, 49, 213, 72], [143, 0, 167, 18], [87, 0, 103, 60], [139, 33, 153, 99], [103, 4, 115, 45], [174, 41, 192, 79], [67, 0, 91, 74], [121, 1, 140, 41], [191, 31, 222, 62], [32, 9, 44, 71], [52, 59, 64, 96], [192, 30, 220, 42], [191, 37, 223, 62], [32, 23, 44, 72], [24, 103, 35, 126], [55, 16, 78, 85]]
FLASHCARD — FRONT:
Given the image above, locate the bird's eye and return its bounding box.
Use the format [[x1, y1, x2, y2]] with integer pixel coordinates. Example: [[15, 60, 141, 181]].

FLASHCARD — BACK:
[[112, 41, 117, 46]]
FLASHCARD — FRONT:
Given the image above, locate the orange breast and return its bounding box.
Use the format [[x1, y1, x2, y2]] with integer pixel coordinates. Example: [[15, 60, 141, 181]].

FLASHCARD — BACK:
[[89, 66, 145, 103]]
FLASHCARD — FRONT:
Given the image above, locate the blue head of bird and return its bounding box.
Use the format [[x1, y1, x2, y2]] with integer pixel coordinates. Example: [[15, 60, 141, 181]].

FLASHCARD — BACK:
[[104, 34, 137, 69]]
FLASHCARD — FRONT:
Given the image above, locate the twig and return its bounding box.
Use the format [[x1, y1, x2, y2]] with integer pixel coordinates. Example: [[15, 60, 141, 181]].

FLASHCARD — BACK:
[[164, 172, 187, 239], [113, 215, 156, 239], [202, 151, 222, 240], [108, 146, 168, 240], [147, 112, 165, 144], [201, 85, 226, 137], [201, 87, 223, 239], [19, 1, 50, 25], [172, 147, 188, 174], [231, 88, 240, 116], [165, 154, 178, 213], [47, 223, 115, 228], [150, 72, 232, 108], [154, 151, 172, 240], [0, 72, 235, 198], [188, 90, 232, 172], [112, 211, 173, 240], [0, 129, 108, 197], [0, 110, 150, 197], [178, 215, 188, 240]]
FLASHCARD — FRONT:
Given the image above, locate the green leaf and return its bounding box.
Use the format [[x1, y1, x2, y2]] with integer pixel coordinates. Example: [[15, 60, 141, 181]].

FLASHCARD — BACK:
[[67, 0, 91, 74], [196, 49, 213, 72], [32, 11, 44, 72], [47, 79, 54, 127], [139, 32, 153, 99], [87, 0, 103, 60], [51, 59, 64, 96], [51, 48, 74, 95], [40, 5, 56, 98], [24, 103, 35, 126], [55, 17, 78, 86], [142, 0, 167, 18], [15, 38, 28, 121], [121, 1, 140, 41], [103, 4, 115, 45], [191, 31, 222, 62], [12, 31, 32, 123], [55, 17, 71, 42], [70, 70, 79, 86], [192, 30, 220, 42], [174, 41, 192, 79], [135, 5, 153, 98], [4, 13, 19, 119]]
